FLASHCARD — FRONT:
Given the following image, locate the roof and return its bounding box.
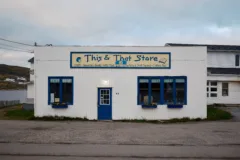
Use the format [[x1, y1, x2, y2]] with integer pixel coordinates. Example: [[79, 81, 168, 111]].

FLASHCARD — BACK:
[[28, 57, 34, 63], [165, 43, 240, 52], [208, 68, 240, 75]]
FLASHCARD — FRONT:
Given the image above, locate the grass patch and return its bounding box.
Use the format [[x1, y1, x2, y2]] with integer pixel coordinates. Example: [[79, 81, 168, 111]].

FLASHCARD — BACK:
[[0, 105, 233, 122], [30, 116, 90, 121], [207, 106, 232, 120], [4, 108, 34, 120]]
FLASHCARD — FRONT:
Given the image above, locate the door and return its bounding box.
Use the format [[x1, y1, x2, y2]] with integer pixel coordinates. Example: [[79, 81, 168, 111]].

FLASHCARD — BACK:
[[98, 88, 112, 120]]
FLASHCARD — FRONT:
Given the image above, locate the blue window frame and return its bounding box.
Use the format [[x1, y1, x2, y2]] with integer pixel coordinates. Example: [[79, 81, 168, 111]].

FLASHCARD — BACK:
[[48, 77, 74, 105], [137, 76, 187, 106]]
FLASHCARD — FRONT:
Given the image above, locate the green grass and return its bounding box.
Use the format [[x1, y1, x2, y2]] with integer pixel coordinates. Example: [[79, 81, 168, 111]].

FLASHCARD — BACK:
[[0, 105, 233, 122], [4, 108, 34, 120], [207, 106, 232, 120]]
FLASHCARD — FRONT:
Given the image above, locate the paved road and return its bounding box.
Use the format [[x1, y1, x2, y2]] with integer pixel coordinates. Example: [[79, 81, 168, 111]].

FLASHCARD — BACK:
[[0, 120, 240, 159], [221, 107, 240, 121]]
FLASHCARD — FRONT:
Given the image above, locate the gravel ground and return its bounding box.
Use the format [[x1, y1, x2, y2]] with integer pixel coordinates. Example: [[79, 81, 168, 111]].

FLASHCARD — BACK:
[[0, 120, 239, 146]]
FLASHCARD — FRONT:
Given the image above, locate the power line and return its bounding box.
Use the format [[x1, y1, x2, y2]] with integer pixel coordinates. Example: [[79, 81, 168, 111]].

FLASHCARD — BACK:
[[0, 37, 34, 47], [0, 46, 33, 53], [0, 43, 33, 52]]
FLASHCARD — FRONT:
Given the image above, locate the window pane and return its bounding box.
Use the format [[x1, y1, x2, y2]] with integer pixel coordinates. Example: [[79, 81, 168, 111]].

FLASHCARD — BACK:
[[210, 88, 217, 92], [164, 78, 174, 104], [151, 79, 160, 104], [139, 79, 149, 104], [236, 55, 239, 66], [211, 93, 217, 97], [62, 79, 73, 104], [222, 83, 228, 96], [50, 79, 60, 103], [207, 88, 209, 91], [222, 83, 228, 89], [222, 89, 228, 96], [211, 82, 217, 86], [207, 93, 209, 97], [176, 79, 185, 104]]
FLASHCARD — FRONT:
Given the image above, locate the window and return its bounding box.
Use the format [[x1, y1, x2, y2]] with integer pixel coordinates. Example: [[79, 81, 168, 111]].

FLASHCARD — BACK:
[[236, 55, 239, 66], [48, 77, 73, 105], [222, 83, 228, 96], [164, 78, 174, 104], [137, 76, 187, 105], [207, 81, 217, 98], [176, 78, 186, 104]]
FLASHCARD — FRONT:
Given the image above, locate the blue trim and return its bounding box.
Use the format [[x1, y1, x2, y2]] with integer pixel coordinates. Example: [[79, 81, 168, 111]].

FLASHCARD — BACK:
[[70, 52, 171, 69], [167, 105, 183, 109], [184, 77, 187, 105], [142, 105, 157, 108], [48, 76, 74, 105], [137, 76, 187, 106], [97, 87, 112, 120], [52, 104, 68, 109]]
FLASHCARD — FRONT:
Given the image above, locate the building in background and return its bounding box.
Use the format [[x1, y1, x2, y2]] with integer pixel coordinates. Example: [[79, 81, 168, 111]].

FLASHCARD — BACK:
[[29, 46, 207, 120], [165, 43, 240, 105], [24, 57, 34, 110]]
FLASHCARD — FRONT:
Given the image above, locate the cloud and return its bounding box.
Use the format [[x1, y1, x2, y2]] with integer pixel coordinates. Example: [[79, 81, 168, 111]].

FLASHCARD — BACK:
[[0, 0, 240, 67]]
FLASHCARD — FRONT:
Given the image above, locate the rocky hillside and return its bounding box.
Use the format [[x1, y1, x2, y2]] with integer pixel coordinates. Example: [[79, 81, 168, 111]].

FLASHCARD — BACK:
[[0, 64, 29, 90]]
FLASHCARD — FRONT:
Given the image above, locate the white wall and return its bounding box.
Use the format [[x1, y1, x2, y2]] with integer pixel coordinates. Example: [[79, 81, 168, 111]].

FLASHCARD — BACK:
[[27, 84, 34, 99], [34, 46, 207, 120], [207, 81, 240, 105], [207, 52, 240, 68]]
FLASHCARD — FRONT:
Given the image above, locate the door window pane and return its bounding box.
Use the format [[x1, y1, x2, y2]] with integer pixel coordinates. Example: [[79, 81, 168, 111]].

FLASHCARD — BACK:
[[100, 89, 110, 105]]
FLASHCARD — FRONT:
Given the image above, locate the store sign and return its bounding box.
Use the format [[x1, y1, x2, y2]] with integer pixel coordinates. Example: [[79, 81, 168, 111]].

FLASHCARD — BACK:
[[70, 52, 170, 69]]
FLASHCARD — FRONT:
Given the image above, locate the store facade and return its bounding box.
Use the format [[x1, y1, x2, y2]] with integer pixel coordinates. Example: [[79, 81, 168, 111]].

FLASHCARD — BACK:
[[34, 46, 207, 120]]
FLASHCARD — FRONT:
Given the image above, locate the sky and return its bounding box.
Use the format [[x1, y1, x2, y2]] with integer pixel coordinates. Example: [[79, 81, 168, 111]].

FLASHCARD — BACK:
[[0, 0, 240, 68]]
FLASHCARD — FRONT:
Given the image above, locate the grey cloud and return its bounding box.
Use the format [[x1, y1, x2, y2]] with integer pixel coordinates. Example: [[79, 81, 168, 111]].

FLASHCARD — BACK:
[[0, 0, 240, 67]]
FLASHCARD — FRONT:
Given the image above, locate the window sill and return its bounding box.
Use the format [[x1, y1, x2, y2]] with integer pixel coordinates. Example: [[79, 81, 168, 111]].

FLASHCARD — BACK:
[[52, 104, 68, 109], [142, 105, 157, 108], [167, 105, 183, 109]]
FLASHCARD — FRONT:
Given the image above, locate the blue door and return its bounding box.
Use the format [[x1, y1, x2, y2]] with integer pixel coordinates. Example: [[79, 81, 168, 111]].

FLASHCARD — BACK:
[[98, 88, 112, 120]]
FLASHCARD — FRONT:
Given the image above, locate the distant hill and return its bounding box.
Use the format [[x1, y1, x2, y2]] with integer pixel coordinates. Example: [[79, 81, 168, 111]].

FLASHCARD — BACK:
[[0, 64, 29, 90]]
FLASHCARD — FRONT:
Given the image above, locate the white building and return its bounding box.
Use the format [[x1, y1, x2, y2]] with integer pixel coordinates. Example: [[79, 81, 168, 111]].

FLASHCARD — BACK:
[[165, 43, 240, 105], [27, 46, 207, 120], [4, 78, 15, 82], [24, 57, 34, 110]]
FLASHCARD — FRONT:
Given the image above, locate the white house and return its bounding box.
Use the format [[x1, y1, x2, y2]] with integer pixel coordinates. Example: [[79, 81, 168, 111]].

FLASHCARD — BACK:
[[23, 57, 34, 110], [4, 78, 15, 82], [28, 46, 207, 120], [165, 43, 240, 105]]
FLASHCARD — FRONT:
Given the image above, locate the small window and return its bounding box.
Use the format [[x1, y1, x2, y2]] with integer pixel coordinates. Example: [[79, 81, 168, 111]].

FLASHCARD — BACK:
[[48, 77, 74, 105], [207, 81, 218, 98], [210, 88, 217, 92], [139, 79, 149, 104], [211, 93, 217, 97], [236, 55, 239, 66], [211, 82, 217, 86], [176, 79, 185, 104], [164, 78, 174, 104], [222, 83, 229, 96], [151, 79, 161, 104]]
